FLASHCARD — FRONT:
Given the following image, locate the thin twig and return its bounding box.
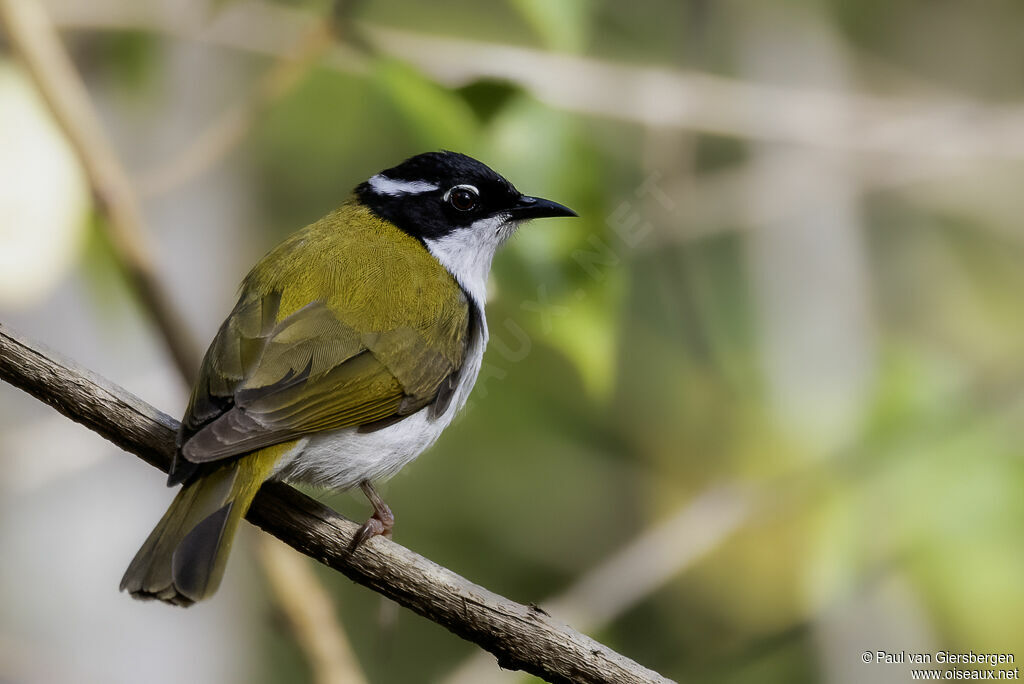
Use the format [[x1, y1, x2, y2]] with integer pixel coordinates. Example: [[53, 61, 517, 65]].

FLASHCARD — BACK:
[[137, 15, 343, 198], [258, 536, 369, 684], [0, 322, 674, 684], [0, 0, 200, 380]]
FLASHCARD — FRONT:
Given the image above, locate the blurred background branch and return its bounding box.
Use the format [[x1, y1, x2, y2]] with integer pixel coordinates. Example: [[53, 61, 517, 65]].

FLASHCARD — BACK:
[[45, 0, 1024, 160], [136, 3, 359, 198], [0, 0, 200, 380], [258, 535, 368, 684]]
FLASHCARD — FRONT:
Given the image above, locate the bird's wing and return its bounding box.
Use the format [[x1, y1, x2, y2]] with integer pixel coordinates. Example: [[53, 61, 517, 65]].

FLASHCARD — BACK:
[[171, 282, 469, 478]]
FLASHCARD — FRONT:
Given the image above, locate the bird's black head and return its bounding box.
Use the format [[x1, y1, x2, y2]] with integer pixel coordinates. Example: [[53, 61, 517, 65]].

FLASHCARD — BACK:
[[355, 151, 576, 242]]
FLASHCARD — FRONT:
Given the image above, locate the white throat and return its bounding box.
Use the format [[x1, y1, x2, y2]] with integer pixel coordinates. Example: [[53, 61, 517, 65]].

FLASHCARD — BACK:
[[423, 215, 511, 315]]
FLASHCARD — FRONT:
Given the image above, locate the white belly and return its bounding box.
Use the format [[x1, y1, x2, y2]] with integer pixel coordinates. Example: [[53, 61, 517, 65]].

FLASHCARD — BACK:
[[273, 322, 485, 490]]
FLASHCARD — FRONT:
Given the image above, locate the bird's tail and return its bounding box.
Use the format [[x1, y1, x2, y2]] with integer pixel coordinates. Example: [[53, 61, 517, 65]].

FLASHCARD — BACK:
[[120, 445, 287, 606]]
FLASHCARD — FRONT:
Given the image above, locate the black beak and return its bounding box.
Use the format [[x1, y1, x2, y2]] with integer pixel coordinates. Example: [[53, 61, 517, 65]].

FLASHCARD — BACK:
[[508, 195, 578, 220]]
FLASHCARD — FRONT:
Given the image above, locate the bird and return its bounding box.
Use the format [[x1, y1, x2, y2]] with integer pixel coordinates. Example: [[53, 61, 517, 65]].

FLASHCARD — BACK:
[[120, 151, 577, 606]]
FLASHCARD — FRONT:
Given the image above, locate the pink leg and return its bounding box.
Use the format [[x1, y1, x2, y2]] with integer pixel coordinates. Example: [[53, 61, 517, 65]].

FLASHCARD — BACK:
[[351, 480, 394, 551]]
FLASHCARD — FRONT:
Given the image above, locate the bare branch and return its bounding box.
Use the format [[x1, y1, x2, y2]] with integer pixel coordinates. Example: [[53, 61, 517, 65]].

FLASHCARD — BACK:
[[0, 323, 673, 684], [137, 14, 344, 198]]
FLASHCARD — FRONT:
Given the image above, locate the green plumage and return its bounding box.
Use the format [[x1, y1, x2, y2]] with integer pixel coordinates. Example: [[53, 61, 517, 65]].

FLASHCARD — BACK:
[[121, 199, 471, 605]]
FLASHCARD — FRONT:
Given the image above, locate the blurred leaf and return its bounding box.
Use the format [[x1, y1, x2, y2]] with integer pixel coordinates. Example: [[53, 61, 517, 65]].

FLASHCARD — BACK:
[[371, 58, 479, 151], [508, 0, 592, 52], [455, 79, 521, 123], [253, 68, 416, 228], [546, 289, 621, 398], [87, 30, 159, 95]]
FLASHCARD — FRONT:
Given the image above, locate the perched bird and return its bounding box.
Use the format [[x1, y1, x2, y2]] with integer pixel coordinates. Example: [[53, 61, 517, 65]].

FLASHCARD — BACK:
[[121, 151, 576, 606]]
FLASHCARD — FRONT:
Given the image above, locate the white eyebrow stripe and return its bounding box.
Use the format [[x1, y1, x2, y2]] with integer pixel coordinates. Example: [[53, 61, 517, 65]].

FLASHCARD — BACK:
[[367, 174, 439, 196]]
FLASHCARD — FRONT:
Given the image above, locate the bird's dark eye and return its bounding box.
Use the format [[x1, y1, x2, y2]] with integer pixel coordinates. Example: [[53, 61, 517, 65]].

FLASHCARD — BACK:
[[446, 185, 479, 212]]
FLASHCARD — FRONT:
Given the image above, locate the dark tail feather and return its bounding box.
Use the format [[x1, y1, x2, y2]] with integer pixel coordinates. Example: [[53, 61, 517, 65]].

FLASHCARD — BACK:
[[120, 446, 285, 606]]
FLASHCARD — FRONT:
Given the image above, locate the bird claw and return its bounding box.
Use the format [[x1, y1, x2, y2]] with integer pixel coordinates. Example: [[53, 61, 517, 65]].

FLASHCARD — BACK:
[[349, 481, 394, 552]]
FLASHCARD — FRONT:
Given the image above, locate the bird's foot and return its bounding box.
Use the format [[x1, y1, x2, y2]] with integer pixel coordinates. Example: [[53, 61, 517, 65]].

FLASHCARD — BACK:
[[350, 480, 394, 552]]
